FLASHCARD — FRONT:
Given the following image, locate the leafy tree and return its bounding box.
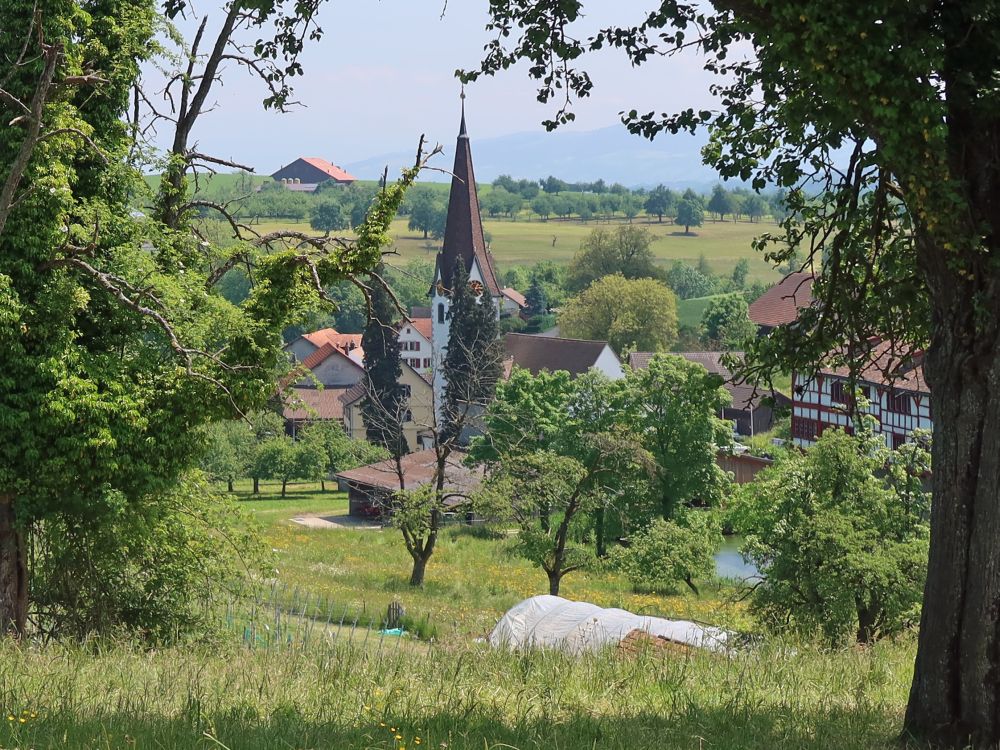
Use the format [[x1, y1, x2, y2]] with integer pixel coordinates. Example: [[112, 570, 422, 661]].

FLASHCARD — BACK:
[[696, 253, 712, 277], [732, 427, 930, 645], [701, 293, 756, 348], [742, 194, 767, 223], [560, 275, 678, 353], [441, 258, 504, 442], [610, 510, 721, 595], [384, 260, 435, 313], [251, 437, 297, 498], [730, 258, 750, 289], [199, 419, 254, 492], [530, 194, 553, 220], [310, 199, 349, 232], [675, 198, 704, 234], [644, 185, 676, 223], [626, 354, 732, 520], [665, 261, 719, 300], [707, 185, 735, 221], [524, 278, 548, 317], [567, 225, 661, 291], [361, 266, 409, 457], [407, 188, 446, 239], [299, 421, 390, 489]]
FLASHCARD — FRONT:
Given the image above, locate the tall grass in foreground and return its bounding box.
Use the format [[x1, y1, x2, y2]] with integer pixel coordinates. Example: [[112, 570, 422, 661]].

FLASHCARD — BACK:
[[0, 634, 921, 750]]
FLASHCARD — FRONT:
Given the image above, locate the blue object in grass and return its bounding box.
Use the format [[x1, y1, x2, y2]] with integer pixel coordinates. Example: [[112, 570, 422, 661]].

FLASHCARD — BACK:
[[378, 627, 406, 637]]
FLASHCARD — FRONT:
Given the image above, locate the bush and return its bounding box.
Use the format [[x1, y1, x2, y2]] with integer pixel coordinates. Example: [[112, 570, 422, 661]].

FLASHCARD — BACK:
[[610, 510, 721, 595], [30, 473, 271, 642]]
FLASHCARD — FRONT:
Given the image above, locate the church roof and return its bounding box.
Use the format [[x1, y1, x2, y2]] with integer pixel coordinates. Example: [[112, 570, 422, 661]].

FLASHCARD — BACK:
[[436, 108, 501, 296]]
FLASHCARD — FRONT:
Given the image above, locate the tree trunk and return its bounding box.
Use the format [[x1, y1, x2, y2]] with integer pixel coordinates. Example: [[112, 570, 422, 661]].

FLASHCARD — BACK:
[[594, 506, 606, 558], [904, 300, 1000, 747], [253, 477, 259, 494], [855, 596, 879, 645], [409, 554, 428, 587], [0, 495, 27, 637], [547, 569, 561, 596], [321, 479, 326, 492], [227, 478, 234, 493], [281, 480, 287, 498]]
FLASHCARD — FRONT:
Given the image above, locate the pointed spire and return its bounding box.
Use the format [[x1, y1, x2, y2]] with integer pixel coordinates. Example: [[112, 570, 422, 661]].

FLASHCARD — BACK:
[[435, 99, 500, 297]]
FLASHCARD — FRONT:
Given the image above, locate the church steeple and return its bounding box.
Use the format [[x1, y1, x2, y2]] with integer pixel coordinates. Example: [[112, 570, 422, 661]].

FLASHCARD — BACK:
[[435, 100, 500, 296]]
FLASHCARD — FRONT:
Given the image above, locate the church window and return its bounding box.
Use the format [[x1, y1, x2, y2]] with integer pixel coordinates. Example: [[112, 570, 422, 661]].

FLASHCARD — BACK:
[[438, 303, 445, 323]]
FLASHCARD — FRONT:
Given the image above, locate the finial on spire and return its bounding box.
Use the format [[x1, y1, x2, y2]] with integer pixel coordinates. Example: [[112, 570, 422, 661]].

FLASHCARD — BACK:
[[459, 84, 468, 138]]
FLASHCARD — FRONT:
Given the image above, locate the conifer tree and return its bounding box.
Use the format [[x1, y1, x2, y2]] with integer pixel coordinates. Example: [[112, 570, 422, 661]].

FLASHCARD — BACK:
[[361, 266, 409, 457], [441, 257, 503, 441], [525, 278, 548, 317]]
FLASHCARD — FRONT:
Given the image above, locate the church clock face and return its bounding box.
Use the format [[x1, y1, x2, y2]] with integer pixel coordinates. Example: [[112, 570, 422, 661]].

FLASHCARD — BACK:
[[469, 280, 484, 295]]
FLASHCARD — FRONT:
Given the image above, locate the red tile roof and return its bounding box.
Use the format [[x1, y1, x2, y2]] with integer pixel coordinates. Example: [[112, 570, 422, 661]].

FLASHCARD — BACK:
[[303, 328, 363, 352], [403, 318, 432, 341], [501, 287, 527, 308], [748, 272, 815, 327], [300, 157, 357, 182], [820, 339, 929, 394], [282, 387, 349, 422], [300, 342, 338, 371]]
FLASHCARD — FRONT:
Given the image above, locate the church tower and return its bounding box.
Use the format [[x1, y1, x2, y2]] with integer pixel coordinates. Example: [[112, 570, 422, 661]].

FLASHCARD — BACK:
[[430, 102, 502, 415]]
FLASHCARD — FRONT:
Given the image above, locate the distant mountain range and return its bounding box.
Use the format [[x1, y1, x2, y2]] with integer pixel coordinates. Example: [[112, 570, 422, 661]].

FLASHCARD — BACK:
[[344, 125, 728, 190]]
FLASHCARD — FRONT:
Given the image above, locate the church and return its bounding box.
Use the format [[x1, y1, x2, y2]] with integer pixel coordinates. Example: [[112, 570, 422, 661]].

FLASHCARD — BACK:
[[429, 104, 503, 413]]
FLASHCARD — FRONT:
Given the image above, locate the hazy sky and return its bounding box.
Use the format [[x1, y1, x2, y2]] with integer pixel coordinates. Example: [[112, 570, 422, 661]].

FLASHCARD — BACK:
[[155, 1, 721, 173]]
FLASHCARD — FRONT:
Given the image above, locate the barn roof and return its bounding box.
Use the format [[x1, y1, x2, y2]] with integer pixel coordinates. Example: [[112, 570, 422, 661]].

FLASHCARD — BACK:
[[819, 339, 929, 394], [748, 272, 815, 327], [505, 333, 615, 377], [282, 387, 349, 422], [336, 448, 481, 498], [300, 157, 357, 182], [436, 109, 501, 296]]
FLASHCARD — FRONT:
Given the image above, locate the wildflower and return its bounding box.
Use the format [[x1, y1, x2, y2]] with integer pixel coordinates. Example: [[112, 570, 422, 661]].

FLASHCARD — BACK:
[[18, 718, 25, 724], [395, 735, 403, 740], [6, 715, 13, 721], [379, 722, 386, 727]]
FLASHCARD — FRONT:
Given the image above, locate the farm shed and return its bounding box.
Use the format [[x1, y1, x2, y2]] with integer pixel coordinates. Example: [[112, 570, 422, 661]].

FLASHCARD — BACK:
[[489, 595, 730, 654]]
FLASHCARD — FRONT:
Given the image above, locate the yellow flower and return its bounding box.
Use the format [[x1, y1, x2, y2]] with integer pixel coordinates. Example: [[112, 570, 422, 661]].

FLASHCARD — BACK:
[[18, 717, 25, 724], [6, 715, 13, 721], [415, 739, 422, 745], [395, 734, 403, 740]]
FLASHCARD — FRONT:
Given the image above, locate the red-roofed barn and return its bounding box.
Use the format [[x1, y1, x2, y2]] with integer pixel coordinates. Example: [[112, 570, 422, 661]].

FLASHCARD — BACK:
[[270, 157, 357, 189]]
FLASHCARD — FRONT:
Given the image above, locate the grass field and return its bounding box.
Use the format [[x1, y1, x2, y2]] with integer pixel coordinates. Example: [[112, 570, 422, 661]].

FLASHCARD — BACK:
[[246, 216, 781, 283], [0, 483, 921, 750], [236, 482, 752, 641], [677, 294, 732, 329]]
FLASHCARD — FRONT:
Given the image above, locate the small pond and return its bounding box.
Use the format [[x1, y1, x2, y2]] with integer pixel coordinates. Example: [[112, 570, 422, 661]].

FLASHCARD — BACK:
[[714, 535, 760, 580]]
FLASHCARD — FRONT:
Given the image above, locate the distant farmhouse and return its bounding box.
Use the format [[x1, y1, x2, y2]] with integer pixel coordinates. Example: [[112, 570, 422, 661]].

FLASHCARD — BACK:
[[270, 157, 357, 192], [748, 271, 814, 335]]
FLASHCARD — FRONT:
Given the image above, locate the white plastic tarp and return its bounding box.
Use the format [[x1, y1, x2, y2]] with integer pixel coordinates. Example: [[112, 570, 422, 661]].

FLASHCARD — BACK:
[[488, 595, 730, 654]]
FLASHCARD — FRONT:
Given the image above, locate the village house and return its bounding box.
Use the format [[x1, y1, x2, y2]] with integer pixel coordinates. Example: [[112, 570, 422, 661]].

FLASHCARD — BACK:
[[339, 361, 434, 451], [505, 333, 624, 380], [791, 340, 931, 449], [336, 449, 481, 518], [500, 287, 527, 318], [628, 351, 791, 436], [269, 157, 357, 192], [280, 328, 365, 434], [748, 271, 814, 335], [397, 314, 433, 374]]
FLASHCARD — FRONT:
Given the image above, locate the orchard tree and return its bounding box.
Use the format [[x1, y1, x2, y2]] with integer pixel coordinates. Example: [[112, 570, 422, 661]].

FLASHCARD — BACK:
[[310, 200, 349, 232], [707, 185, 735, 221], [644, 185, 676, 223], [407, 188, 446, 239], [560, 274, 678, 353], [675, 199, 704, 234], [742, 194, 767, 223], [566, 225, 661, 291], [465, 3, 1000, 741], [199, 419, 254, 492], [701, 293, 756, 348]]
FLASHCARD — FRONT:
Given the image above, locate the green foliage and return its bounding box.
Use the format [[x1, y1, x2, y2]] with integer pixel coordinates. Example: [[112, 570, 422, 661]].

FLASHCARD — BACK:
[[644, 185, 676, 222], [406, 187, 447, 239], [675, 199, 704, 233], [566, 225, 661, 292], [298, 421, 390, 478], [732, 428, 930, 644], [310, 200, 349, 232], [626, 354, 732, 519], [560, 274, 678, 353], [524, 278, 548, 316], [199, 419, 255, 489], [700, 293, 756, 348], [665, 261, 720, 300], [731, 258, 750, 289], [30, 473, 270, 641], [611, 510, 721, 594], [707, 185, 736, 220]]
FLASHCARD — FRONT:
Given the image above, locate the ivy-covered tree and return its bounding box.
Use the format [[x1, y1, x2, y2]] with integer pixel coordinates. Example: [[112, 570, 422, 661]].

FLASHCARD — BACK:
[[361, 265, 409, 457]]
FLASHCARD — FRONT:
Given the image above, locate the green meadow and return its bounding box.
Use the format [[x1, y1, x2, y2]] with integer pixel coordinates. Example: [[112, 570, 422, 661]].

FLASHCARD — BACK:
[[0, 484, 920, 750]]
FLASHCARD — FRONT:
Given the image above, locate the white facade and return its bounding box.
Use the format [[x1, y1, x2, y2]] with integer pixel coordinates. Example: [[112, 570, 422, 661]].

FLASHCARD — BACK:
[[398, 322, 432, 374], [592, 345, 625, 380], [791, 372, 932, 449], [431, 256, 501, 418]]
